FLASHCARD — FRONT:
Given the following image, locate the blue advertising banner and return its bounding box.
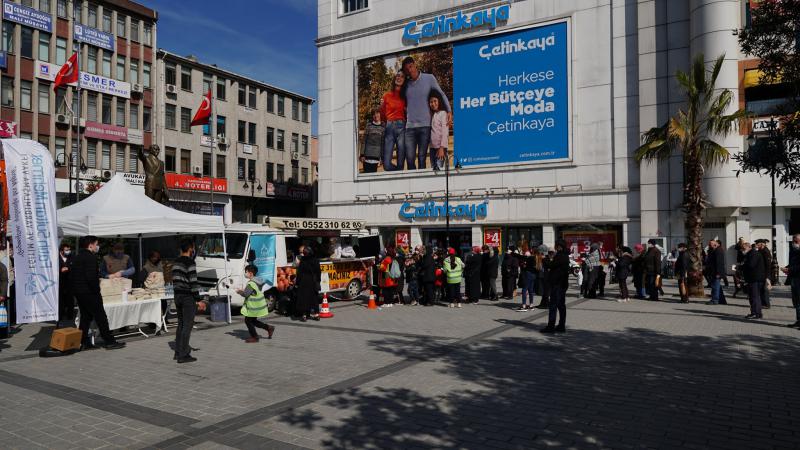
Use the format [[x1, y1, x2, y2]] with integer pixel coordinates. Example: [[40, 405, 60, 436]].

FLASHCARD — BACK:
[[3, 0, 52, 33], [249, 234, 276, 289], [453, 21, 569, 166], [0, 50, 6, 69], [74, 24, 115, 52]]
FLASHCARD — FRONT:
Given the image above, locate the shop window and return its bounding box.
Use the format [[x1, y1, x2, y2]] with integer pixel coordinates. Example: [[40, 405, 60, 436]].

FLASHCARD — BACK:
[[504, 227, 544, 253]]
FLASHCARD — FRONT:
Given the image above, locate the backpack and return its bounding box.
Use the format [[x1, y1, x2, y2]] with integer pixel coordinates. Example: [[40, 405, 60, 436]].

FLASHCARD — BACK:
[[388, 259, 402, 279]]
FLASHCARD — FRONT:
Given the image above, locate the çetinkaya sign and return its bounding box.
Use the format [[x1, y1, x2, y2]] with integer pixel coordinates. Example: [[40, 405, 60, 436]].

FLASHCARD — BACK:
[[400, 201, 488, 222], [403, 3, 510, 44]]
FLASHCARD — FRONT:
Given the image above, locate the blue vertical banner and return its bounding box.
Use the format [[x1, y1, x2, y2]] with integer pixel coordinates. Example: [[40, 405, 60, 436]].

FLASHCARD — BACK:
[[453, 21, 569, 166], [249, 234, 276, 288]]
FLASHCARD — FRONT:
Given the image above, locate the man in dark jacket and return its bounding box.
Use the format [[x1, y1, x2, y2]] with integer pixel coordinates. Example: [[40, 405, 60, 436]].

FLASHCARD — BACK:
[[464, 247, 483, 303], [783, 234, 800, 328], [756, 239, 772, 308], [480, 246, 490, 299], [71, 236, 124, 350], [704, 239, 727, 305], [419, 246, 436, 306], [58, 242, 76, 324], [643, 239, 662, 301], [742, 241, 767, 319], [485, 246, 499, 301], [542, 239, 570, 333], [172, 238, 201, 363], [632, 244, 645, 299], [674, 243, 690, 303]]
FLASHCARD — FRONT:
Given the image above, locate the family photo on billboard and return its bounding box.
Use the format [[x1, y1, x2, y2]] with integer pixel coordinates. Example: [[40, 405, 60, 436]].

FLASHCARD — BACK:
[[356, 21, 570, 176]]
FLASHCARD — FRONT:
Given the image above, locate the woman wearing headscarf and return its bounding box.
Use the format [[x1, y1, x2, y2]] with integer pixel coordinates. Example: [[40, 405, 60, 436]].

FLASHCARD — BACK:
[[464, 246, 483, 303], [295, 246, 321, 322], [632, 243, 646, 299], [615, 247, 633, 302]]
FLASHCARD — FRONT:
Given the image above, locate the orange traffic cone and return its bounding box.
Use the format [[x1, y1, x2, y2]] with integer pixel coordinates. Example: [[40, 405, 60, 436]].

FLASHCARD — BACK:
[[319, 293, 334, 318], [367, 291, 378, 309]]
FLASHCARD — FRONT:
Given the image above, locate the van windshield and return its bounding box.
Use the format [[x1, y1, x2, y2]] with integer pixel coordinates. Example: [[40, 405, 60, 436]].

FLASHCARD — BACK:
[[198, 233, 248, 259]]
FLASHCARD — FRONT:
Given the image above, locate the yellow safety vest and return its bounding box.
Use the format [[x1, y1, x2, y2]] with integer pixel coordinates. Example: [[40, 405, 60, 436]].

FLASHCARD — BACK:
[[241, 280, 268, 318]]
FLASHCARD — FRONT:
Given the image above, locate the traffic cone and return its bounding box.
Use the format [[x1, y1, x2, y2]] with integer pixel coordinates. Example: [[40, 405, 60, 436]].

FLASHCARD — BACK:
[[319, 293, 334, 318], [367, 290, 378, 310]]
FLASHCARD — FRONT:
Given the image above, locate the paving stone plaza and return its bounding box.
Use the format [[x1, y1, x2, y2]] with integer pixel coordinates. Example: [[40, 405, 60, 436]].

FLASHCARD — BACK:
[[1, 280, 798, 449]]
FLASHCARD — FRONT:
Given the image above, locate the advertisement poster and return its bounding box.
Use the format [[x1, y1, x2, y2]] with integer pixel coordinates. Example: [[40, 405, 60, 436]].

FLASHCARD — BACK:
[[395, 229, 410, 249], [562, 231, 619, 263], [356, 20, 569, 175], [483, 228, 502, 248], [249, 234, 276, 289], [2, 139, 59, 323]]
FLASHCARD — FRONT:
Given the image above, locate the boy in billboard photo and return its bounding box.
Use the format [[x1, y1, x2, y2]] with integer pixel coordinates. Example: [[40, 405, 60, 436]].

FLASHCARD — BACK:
[[429, 90, 449, 170], [380, 71, 407, 171], [401, 56, 452, 170], [360, 109, 384, 173]]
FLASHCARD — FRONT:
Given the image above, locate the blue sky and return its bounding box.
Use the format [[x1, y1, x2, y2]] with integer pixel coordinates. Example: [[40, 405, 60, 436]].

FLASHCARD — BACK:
[[146, 0, 319, 134]]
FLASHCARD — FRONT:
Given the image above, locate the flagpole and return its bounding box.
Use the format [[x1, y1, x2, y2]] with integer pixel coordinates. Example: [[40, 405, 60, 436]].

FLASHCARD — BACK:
[[74, 40, 83, 204], [209, 89, 214, 216]]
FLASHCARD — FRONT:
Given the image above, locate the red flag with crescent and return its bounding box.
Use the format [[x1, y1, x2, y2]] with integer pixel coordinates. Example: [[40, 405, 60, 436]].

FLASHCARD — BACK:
[[53, 53, 79, 91], [191, 89, 212, 126]]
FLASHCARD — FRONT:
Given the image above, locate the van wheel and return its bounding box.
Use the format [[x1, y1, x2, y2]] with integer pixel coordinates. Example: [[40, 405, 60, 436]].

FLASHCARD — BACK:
[[345, 279, 362, 299]]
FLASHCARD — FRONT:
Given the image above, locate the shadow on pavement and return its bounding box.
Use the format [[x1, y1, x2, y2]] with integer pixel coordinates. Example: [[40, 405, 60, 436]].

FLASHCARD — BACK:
[[276, 323, 800, 449]]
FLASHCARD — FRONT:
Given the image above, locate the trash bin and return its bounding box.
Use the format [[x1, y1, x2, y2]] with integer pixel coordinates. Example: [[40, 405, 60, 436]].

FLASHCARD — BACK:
[[209, 296, 230, 322]]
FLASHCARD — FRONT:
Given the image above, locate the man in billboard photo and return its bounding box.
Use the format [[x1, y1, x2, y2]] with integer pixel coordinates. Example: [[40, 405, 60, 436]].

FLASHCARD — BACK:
[[401, 56, 451, 170], [379, 72, 407, 171]]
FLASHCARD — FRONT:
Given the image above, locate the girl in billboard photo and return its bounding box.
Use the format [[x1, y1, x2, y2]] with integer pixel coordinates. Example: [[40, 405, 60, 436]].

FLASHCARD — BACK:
[[429, 90, 449, 171], [379, 71, 407, 171], [360, 109, 384, 173]]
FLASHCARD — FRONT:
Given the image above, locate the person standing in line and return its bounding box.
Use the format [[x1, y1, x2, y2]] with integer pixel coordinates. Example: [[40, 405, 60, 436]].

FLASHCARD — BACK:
[[442, 248, 464, 308], [71, 236, 125, 351], [172, 239, 200, 363], [379, 72, 407, 170], [485, 246, 499, 301], [674, 243, 690, 303], [480, 245, 490, 299], [503, 248, 520, 299], [643, 239, 662, 301], [615, 247, 633, 303], [420, 245, 436, 306], [518, 250, 540, 311], [537, 249, 553, 309], [58, 242, 76, 324], [742, 242, 767, 319], [756, 239, 772, 308], [542, 239, 570, 334], [632, 243, 645, 299], [501, 247, 512, 299], [393, 249, 406, 305], [716, 239, 730, 288], [464, 246, 483, 304], [405, 252, 421, 306], [704, 239, 727, 305], [295, 246, 322, 321], [400, 56, 452, 169], [236, 265, 275, 343], [783, 234, 800, 328], [733, 237, 747, 297], [379, 247, 400, 307], [360, 109, 385, 173], [585, 244, 601, 299]]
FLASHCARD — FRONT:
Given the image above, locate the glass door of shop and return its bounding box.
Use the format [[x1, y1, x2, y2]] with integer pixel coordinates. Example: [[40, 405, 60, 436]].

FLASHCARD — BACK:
[[422, 228, 473, 255]]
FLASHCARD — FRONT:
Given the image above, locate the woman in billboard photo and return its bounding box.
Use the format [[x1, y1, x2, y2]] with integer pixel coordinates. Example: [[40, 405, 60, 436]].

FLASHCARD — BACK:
[[379, 72, 408, 171], [429, 90, 449, 171]]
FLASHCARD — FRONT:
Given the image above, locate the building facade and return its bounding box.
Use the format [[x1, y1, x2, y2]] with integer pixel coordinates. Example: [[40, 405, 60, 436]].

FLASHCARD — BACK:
[[317, 0, 799, 265], [1, 0, 157, 202], [155, 51, 315, 222]]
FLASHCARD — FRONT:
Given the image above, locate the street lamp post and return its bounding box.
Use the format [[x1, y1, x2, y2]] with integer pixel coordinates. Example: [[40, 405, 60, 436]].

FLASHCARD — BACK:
[[445, 151, 450, 250], [242, 175, 263, 223]]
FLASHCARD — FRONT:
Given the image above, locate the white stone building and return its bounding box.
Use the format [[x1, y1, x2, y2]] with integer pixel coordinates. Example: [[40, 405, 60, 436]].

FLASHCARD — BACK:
[[316, 0, 798, 265]]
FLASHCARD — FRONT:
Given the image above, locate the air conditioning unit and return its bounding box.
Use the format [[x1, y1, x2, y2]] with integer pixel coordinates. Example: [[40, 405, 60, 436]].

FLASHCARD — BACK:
[[166, 84, 177, 94], [132, 84, 143, 93], [102, 170, 113, 179], [217, 136, 228, 146], [56, 113, 70, 125], [72, 117, 82, 127], [192, 165, 202, 176], [291, 151, 299, 160]]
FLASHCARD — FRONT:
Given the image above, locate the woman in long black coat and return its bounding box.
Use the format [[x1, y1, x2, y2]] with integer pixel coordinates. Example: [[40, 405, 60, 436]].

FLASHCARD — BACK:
[[464, 247, 483, 303], [295, 247, 321, 322]]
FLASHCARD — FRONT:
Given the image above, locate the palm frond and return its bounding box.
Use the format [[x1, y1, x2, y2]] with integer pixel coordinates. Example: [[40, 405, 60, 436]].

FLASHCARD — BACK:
[[708, 53, 726, 90], [697, 139, 730, 166], [635, 123, 677, 164]]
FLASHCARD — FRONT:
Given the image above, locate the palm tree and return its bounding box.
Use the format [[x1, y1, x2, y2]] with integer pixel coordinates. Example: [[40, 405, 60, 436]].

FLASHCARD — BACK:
[[635, 53, 747, 296]]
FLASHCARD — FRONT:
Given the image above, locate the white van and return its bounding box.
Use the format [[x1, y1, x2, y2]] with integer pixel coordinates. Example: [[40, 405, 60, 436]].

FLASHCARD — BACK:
[[195, 217, 379, 307]]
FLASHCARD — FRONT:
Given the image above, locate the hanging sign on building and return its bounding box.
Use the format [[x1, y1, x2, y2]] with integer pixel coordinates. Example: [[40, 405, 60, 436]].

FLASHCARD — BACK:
[[3, 0, 52, 33], [84, 122, 128, 143], [396, 229, 410, 249], [483, 228, 501, 247], [399, 201, 488, 222], [166, 173, 228, 193], [74, 24, 115, 52], [35, 61, 131, 99]]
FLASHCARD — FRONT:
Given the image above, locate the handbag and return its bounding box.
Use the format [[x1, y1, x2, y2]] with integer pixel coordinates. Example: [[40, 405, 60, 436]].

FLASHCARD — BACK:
[[655, 275, 662, 288]]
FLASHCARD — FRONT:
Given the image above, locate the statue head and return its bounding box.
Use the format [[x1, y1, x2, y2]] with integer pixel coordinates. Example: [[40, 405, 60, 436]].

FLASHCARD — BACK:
[[149, 144, 160, 157]]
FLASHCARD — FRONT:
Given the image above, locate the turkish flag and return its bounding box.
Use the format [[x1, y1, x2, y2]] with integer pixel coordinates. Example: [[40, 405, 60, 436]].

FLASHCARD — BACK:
[[191, 89, 212, 126], [53, 53, 79, 91]]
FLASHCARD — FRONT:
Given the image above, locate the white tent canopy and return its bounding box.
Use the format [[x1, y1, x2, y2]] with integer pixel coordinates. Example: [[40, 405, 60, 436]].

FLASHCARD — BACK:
[[58, 174, 224, 237]]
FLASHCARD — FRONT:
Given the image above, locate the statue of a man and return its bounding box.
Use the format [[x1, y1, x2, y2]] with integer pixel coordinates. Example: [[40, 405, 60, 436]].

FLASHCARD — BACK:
[[138, 144, 170, 204]]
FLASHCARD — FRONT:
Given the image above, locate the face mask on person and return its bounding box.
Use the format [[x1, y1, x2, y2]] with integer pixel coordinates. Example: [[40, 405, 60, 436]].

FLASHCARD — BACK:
[[90, 244, 99, 254], [114, 251, 124, 258], [63, 250, 71, 256]]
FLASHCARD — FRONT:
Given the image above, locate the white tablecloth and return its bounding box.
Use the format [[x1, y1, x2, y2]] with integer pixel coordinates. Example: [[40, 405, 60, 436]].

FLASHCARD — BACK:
[[102, 298, 162, 330]]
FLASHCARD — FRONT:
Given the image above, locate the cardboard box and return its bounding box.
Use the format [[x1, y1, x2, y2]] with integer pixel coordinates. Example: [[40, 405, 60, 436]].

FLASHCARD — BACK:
[[50, 327, 83, 352]]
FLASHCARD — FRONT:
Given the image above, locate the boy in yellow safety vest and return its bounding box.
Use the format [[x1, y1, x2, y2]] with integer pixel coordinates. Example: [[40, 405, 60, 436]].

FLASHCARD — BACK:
[[236, 265, 275, 343]]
